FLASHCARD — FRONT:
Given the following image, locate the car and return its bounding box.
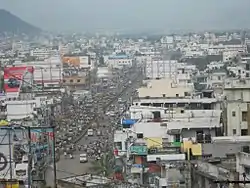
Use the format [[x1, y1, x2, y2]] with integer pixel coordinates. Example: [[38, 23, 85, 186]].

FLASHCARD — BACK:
[[80, 153, 88, 163], [97, 130, 102, 136], [87, 129, 94, 136]]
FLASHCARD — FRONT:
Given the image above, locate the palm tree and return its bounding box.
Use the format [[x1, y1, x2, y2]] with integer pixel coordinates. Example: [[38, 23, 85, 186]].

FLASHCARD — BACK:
[[90, 152, 114, 177]]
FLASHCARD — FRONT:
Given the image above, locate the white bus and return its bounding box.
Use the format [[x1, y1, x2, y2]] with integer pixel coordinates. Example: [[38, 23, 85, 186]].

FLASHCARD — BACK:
[[14, 163, 28, 182]]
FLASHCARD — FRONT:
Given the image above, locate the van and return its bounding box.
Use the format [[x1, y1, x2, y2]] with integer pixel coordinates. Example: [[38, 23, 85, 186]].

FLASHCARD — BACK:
[[87, 129, 94, 136], [80, 153, 88, 163]]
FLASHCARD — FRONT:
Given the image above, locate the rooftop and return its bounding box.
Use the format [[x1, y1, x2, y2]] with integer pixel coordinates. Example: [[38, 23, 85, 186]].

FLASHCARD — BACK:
[[108, 54, 131, 60], [59, 174, 111, 187], [131, 108, 221, 130]]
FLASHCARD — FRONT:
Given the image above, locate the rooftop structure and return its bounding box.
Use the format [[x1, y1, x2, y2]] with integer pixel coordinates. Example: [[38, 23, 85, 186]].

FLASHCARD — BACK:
[[137, 78, 193, 98]]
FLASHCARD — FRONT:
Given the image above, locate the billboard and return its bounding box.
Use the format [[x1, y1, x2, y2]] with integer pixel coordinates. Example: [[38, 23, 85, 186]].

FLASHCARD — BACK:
[[62, 57, 80, 67], [30, 128, 54, 163], [4, 66, 34, 93], [130, 146, 148, 155]]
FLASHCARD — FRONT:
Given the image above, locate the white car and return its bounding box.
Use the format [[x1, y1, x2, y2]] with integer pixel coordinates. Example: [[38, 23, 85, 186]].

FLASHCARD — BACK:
[[97, 130, 102, 136], [87, 129, 94, 136], [80, 153, 88, 163]]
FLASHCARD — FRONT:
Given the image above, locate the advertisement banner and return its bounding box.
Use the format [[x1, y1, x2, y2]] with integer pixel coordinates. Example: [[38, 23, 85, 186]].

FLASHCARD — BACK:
[[130, 146, 148, 155], [62, 57, 80, 67], [4, 66, 34, 93], [30, 128, 54, 162]]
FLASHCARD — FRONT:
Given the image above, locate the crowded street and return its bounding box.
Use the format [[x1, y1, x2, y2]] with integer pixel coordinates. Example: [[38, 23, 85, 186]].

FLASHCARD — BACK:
[[45, 66, 143, 186]]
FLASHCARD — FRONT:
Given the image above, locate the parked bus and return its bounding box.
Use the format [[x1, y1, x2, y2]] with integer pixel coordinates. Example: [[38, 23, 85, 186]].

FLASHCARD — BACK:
[[14, 163, 28, 182]]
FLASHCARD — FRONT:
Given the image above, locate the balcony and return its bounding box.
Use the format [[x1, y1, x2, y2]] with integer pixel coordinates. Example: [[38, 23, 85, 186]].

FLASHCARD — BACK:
[[237, 152, 250, 166]]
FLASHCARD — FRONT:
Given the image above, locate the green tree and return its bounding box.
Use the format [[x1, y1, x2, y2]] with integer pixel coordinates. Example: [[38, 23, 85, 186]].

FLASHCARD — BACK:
[[90, 152, 114, 177]]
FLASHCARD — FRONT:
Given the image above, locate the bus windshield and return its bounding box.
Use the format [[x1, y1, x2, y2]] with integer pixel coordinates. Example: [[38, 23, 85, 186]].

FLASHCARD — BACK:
[[15, 169, 26, 176]]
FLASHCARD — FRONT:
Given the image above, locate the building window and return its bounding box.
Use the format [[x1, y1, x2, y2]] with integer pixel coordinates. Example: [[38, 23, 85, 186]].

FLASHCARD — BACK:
[[70, 79, 73, 83], [175, 134, 180, 142], [77, 79, 81, 83], [245, 167, 250, 175], [176, 94, 179, 97], [242, 111, 247, 121], [241, 129, 248, 136], [63, 80, 66, 83], [124, 141, 128, 150], [233, 129, 236, 135], [232, 111, 236, 117], [162, 94, 166, 97], [114, 142, 122, 150], [184, 92, 189, 96]]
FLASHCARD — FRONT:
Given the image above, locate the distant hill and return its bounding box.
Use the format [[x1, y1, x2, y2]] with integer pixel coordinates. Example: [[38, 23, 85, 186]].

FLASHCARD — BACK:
[[0, 9, 41, 34]]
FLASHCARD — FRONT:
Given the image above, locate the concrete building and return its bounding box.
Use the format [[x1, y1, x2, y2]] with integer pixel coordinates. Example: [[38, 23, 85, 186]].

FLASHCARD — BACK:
[[30, 48, 51, 59], [137, 78, 193, 98], [145, 60, 178, 79], [96, 67, 112, 79], [236, 152, 250, 187], [62, 55, 94, 70], [107, 54, 133, 69], [5, 95, 61, 122], [133, 78, 220, 111], [223, 78, 250, 136], [13, 56, 63, 87]]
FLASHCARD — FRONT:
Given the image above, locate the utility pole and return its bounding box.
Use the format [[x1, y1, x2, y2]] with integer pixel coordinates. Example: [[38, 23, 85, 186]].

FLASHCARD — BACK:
[[8, 128, 13, 181], [52, 127, 57, 188], [27, 126, 32, 188]]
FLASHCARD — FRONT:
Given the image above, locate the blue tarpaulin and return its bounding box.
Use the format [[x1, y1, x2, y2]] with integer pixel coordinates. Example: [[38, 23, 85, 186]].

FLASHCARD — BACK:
[[121, 119, 137, 125]]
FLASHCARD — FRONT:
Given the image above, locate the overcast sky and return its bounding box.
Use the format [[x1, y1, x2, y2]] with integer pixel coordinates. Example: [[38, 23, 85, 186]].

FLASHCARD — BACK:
[[1, 0, 250, 33]]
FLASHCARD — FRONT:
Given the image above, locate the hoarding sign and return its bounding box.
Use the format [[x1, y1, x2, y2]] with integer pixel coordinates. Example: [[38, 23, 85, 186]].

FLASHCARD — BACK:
[[30, 128, 54, 162], [62, 57, 80, 67], [130, 146, 148, 155], [4, 66, 34, 93]]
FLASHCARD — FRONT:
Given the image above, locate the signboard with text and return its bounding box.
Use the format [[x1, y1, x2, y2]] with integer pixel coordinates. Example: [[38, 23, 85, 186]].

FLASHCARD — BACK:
[[30, 128, 54, 162], [130, 146, 148, 155]]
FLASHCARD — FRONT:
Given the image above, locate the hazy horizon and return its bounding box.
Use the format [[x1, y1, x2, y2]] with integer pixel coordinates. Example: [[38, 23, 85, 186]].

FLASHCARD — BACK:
[[1, 0, 250, 33]]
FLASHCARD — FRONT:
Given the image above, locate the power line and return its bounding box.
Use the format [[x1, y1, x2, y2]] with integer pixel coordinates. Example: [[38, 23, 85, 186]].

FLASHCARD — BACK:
[[1, 66, 141, 187]]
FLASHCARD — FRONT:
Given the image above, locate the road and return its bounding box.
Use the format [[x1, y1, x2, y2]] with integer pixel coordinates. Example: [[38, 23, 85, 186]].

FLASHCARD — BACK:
[[45, 69, 142, 187]]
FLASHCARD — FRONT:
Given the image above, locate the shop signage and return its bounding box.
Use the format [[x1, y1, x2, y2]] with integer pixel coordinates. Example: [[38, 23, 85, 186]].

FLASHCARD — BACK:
[[130, 145, 147, 155]]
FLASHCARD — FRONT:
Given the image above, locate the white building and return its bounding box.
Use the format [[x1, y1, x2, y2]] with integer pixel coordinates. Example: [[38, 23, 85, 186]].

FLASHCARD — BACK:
[[223, 78, 250, 136], [30, 48, 51, 59], [134, 78, 220, 110], [236, 152, 250, 188], [137, 78, 193, 98], [5, 95, 62, 121], [96, 67, 111, 78], [13, 56, 63, 87], [145, 60, 178, 79], [107, 54, 133, 68]]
